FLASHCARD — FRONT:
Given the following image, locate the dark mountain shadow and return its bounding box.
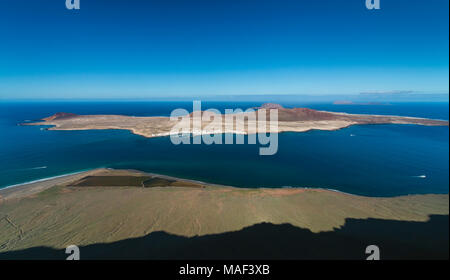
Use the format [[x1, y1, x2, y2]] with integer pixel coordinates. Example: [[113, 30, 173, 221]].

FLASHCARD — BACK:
[[1, 215, 448, 260]]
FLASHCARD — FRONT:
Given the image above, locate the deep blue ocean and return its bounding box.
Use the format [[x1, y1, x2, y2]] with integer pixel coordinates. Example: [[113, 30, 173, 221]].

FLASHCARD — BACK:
[[0, 101, 448, 197]]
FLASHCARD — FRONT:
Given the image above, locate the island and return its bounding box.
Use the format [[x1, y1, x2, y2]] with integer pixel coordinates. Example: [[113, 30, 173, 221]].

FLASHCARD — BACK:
[[22, 104, 449, 138]]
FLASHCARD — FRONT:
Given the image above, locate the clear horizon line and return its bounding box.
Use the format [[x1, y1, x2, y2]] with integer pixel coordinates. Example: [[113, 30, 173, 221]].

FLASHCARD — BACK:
[[0, 92, 449, 101]]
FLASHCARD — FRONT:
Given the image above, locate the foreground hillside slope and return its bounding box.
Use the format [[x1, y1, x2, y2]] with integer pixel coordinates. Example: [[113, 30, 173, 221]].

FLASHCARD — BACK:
[[0, 169, 448, 259]]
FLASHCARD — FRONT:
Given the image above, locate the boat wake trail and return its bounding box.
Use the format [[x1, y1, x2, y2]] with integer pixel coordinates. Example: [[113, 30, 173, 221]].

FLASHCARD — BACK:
[[28, 166, 47, 170]]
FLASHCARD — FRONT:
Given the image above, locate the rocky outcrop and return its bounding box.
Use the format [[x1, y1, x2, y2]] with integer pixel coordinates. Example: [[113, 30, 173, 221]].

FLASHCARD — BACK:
[[42, 112, 78, 121]]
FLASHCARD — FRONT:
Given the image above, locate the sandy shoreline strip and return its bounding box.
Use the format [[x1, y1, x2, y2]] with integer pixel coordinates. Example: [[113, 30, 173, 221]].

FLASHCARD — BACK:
[[0, 169, 107, 201]]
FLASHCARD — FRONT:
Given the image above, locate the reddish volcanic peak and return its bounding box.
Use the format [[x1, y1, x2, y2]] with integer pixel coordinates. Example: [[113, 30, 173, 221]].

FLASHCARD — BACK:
[[42, 112, 78, 121], [260, 103, 285, 109], [276, 108, 337, 121], [256, 105, 337, 121]]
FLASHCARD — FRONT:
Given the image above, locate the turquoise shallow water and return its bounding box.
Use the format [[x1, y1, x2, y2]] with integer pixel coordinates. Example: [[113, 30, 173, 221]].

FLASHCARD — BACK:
[[0, 101, 448, 197]]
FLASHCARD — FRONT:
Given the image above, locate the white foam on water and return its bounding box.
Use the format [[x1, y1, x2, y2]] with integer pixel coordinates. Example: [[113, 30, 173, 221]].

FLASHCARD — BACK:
[[29, 166, 47, 170], [0, 170, 89, 190]]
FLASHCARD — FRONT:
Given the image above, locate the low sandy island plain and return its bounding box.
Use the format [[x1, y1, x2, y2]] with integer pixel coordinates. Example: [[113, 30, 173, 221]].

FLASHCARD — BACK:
[[24, 104, 449, 138], [0, 168, 448, 259]]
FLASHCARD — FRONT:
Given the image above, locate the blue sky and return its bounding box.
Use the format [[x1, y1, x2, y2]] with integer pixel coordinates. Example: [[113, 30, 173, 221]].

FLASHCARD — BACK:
[[0, 0, 448, 99]]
